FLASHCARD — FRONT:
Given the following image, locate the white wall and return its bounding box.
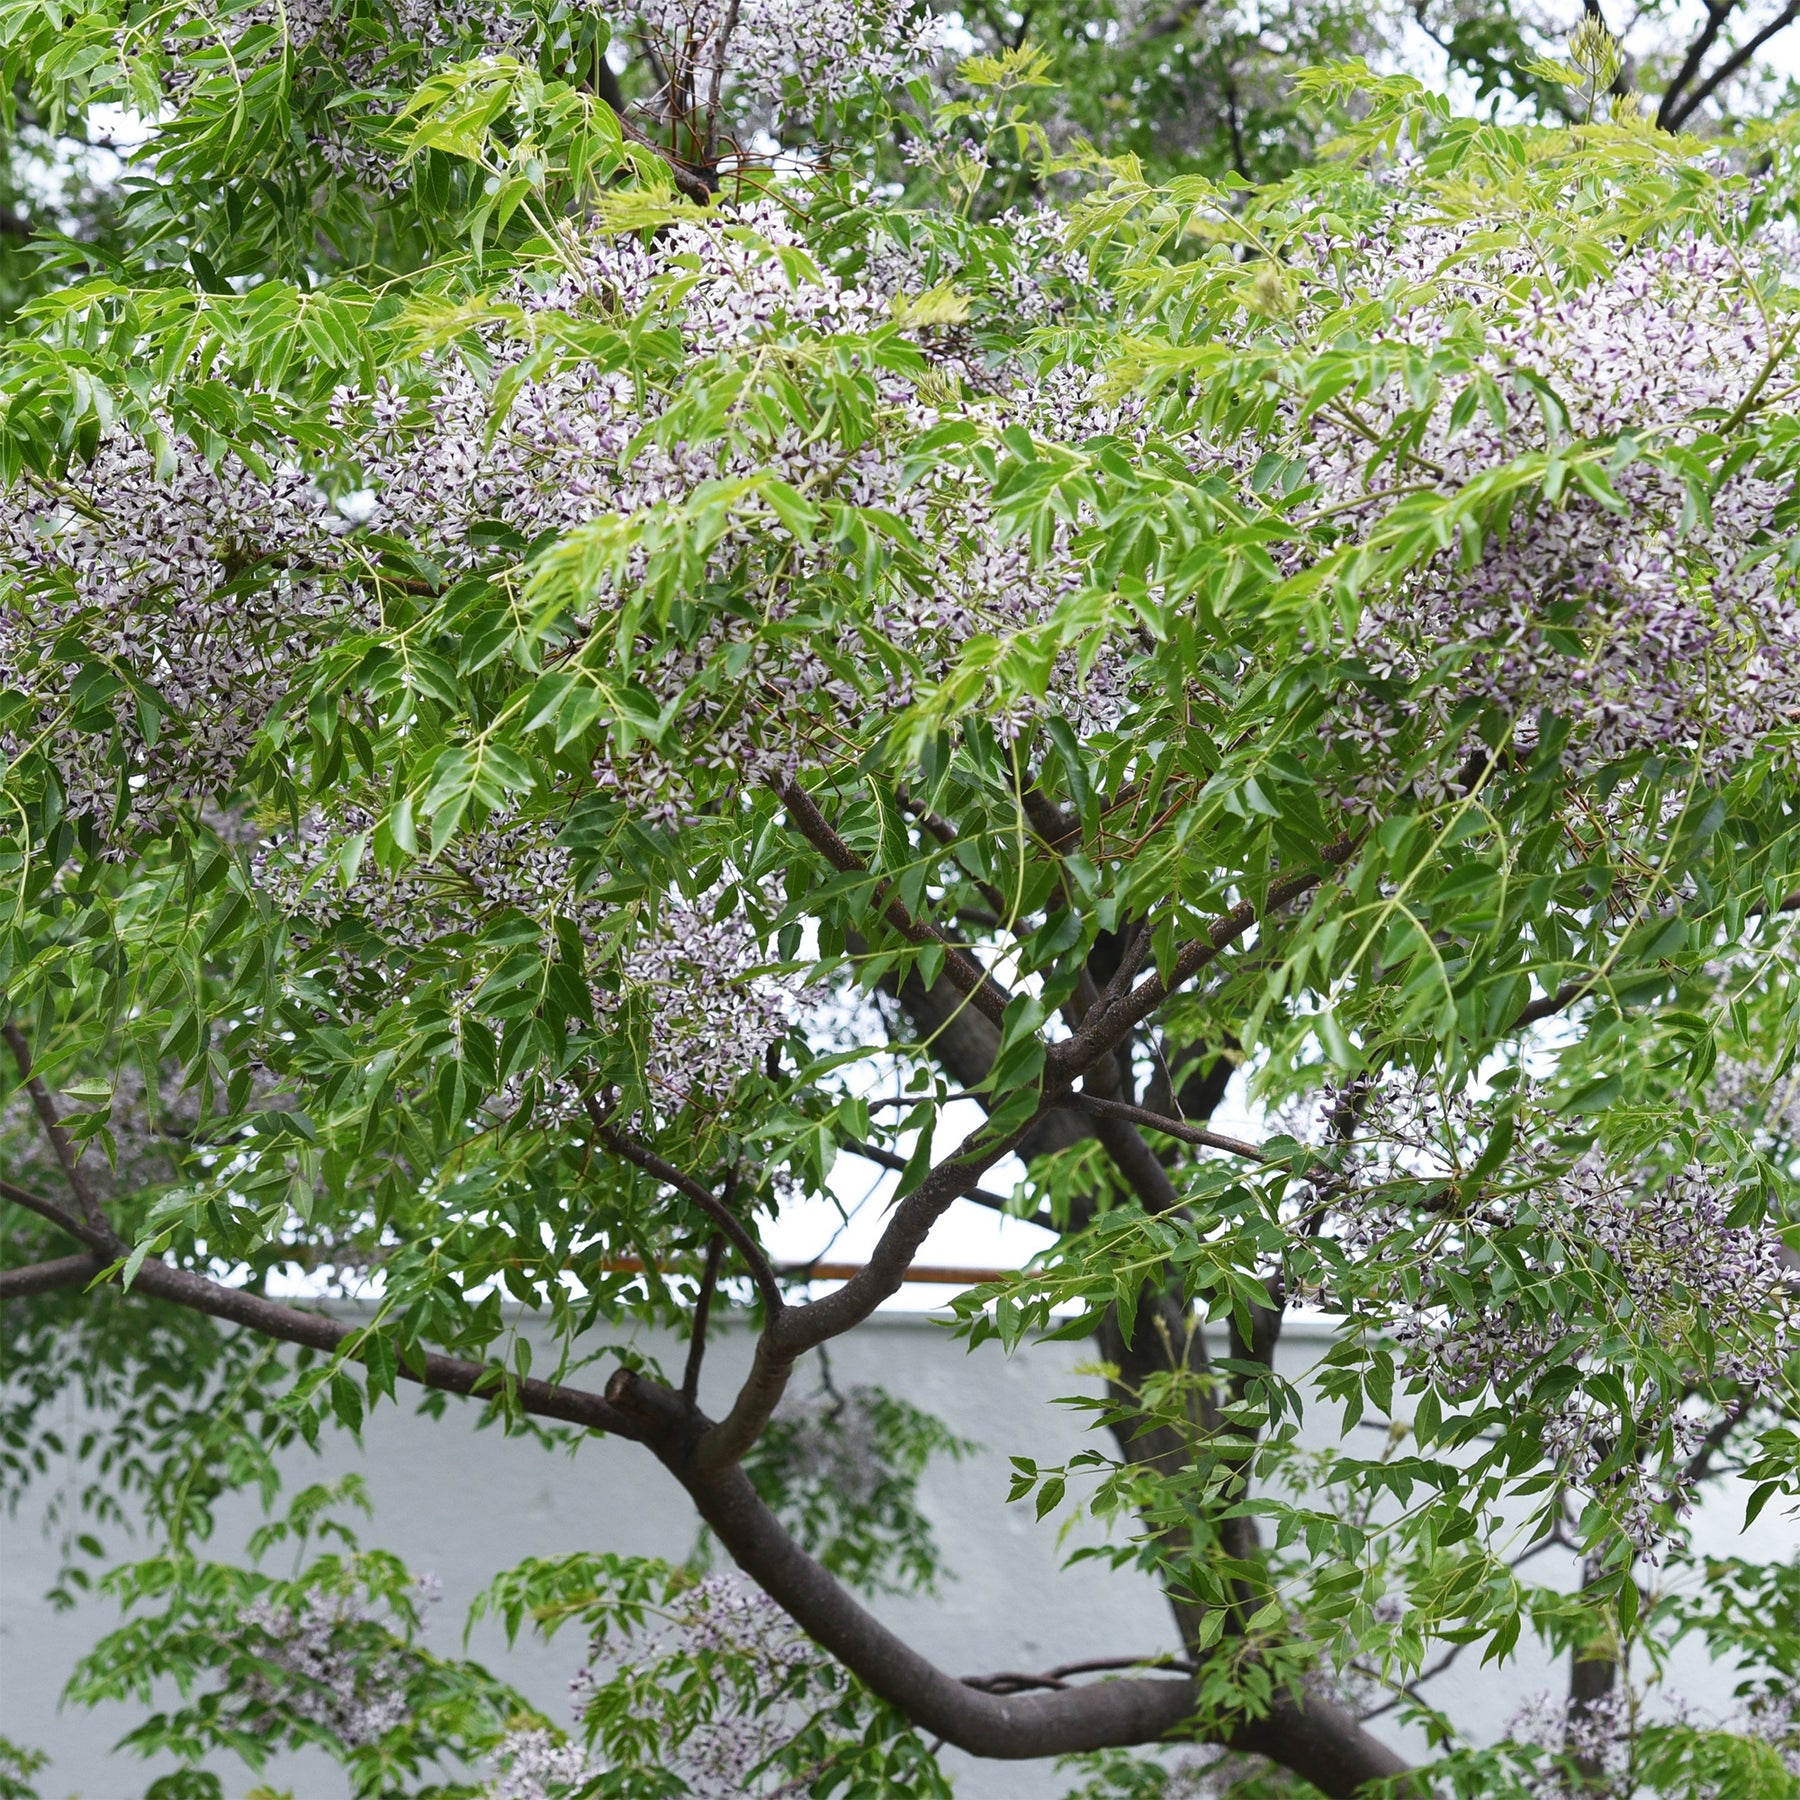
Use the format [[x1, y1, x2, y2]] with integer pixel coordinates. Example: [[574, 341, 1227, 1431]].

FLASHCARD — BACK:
[[2, 1309, 1786, 1799]]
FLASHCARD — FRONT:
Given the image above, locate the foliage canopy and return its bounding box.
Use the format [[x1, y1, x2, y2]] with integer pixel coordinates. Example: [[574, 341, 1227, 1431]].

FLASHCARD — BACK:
[[3, 2, 1800, 1797]]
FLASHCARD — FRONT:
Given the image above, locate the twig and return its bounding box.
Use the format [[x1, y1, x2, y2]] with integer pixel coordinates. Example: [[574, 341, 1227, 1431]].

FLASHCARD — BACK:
[[840, 1138, 1019, 1211], [1062, 1091, 1267, 1162], [3, 1021, 112, 1232], [963, 1653, 1199, 1694]]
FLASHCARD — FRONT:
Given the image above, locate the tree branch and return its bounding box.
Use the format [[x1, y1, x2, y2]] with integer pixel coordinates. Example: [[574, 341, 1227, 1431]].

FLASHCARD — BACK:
[[4, 1020, 112, 1233], [1654, 0, 1734, 127], [963, 1654, 1198, 1694], [683, 1232, 726, 1404], [1660, 0, 1800, 127], [839, 1139, 1021, 1214], [768, 1110, 1034, 1356], [0, 1166, 643, 1434], [697, 1105, 1043, 1470], [778, 780, 1014, 1032], [1064, 1091, 1268, 1163], [0, 1175, 96, 1247], [1054, 838, 1362, 1079], [586, 1105, 785, 1317], [607, 1402, 1414, 1791], [0, 1252, 102, 1299]]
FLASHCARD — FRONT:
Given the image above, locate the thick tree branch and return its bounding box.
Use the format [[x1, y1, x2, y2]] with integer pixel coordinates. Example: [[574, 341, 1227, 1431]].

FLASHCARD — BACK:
[[884, 955, 1091, 1169], [1509, 979, 1591, 1031], [597, 1385, 1413, 1792], [130, 1259, 643, 1435], [769, 1108, 1038, 1356], [0, 1252, 102, 1299], [698, 1107, 1042, 1468], [1568, 1551, 1622, 1781], [1660, 0, 1800, 127], [0, 1062, 643, 1440]]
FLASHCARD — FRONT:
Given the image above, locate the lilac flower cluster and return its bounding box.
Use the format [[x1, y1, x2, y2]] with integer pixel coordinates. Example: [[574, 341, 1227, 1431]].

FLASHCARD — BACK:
[[1707, 1055, 1800, 1153], [153, 0, 542, 187], [1, 197, 1113, 817], [339, 201, 1127, 797], [0, 441, 358, 834], [233, 1584, 417, 1746], [1313, 1076, 1795, 1550], [767, 1381, 889, 1508], [1279, 223, 1800, 793], [485, 1727, 598, 1800], [1504, 1688, 1636, 1798], [255, 806, 806, 1104], [566, 1574, 821, 1797], [637, 0, 944, 114], [1504, 1684, 1800, 1797]]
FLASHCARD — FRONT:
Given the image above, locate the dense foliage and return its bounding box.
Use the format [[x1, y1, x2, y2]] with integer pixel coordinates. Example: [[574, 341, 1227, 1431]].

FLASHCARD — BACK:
[[4, 0, 1800, 1796]]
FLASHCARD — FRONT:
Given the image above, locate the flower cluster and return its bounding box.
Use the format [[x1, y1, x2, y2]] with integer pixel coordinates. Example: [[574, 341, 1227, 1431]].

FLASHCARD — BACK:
[[160, 0, 537, 84], [0, 439, 355, 835], [342, 200, 1124, 797], [1503, 1684, 1800, 1797], [233, 1584, 419, 1746], [1282, 224, 1800, 794], [638, 0, 943, 115], [485, 1727, 598, 1800], [255, 806, 806, 1104], [1503, 1688, 1636, 1799], [2, 198, 1119, 849], [152, 0, 548, 186], [767, 1381, 890, 1508], [568, 1574, 822, 1797], [1312, 1076, 1795, 1549]]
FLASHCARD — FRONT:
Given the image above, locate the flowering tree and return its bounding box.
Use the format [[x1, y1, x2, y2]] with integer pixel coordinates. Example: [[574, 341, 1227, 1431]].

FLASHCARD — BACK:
[[2, 3, 1800, 1795]]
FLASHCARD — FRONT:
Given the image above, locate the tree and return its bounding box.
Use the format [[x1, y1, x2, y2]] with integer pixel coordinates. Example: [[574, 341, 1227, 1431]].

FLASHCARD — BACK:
[[1, 2, 1799, 1794]]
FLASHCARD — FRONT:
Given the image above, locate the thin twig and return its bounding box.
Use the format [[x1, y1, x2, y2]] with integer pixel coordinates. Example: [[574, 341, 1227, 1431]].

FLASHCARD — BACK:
[[963, 1653, 1199, 1694], [840, 1138, 1020, 1212], [1062, 1091, 1267, 1162]]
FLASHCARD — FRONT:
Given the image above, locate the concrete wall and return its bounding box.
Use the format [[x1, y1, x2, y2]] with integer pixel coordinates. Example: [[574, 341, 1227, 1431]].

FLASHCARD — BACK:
[[2, 1309, 1785, 1799]]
